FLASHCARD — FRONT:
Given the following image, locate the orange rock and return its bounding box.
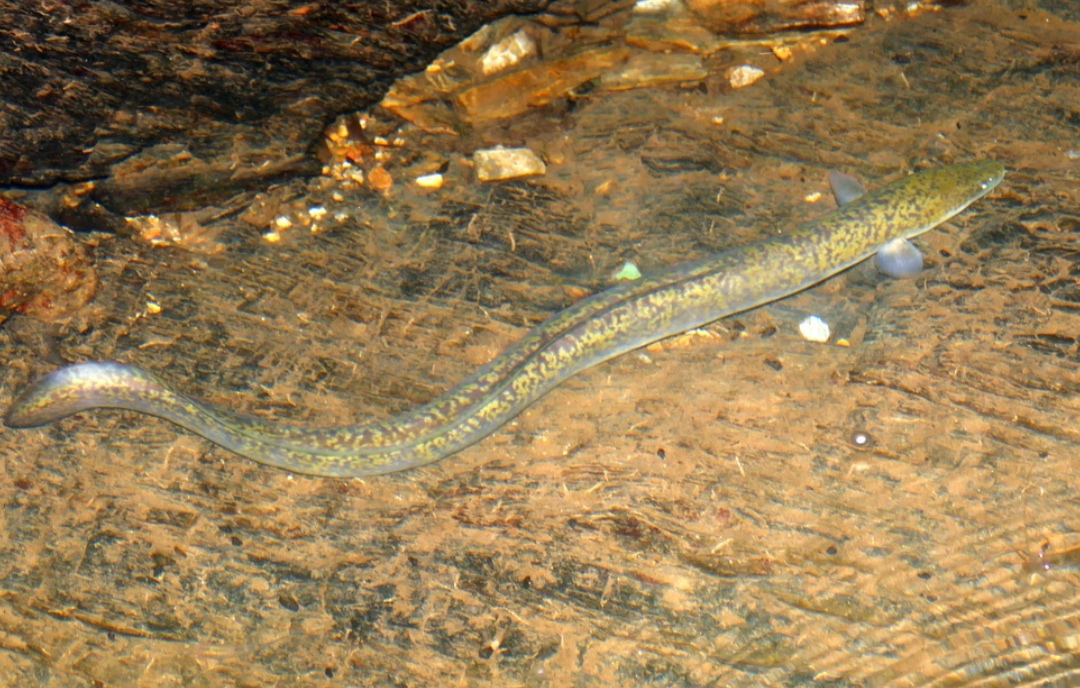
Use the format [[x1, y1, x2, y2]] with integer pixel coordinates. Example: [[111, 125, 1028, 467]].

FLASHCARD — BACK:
[[454, 46, 630, 122], [367, 165, 394, 192], [0, 197, 97, 322]]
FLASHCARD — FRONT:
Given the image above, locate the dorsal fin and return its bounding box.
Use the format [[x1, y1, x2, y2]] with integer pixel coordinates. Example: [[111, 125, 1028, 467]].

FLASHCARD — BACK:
[[828, 169, 867, 206]]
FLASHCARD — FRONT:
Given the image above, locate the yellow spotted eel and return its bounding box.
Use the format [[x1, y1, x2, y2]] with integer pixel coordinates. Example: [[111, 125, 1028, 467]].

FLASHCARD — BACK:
[[5, 161, 1005, 477]]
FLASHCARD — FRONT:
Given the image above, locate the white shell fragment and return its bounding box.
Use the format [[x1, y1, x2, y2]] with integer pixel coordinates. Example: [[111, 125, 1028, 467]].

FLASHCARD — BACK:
[[473, 146, 546, 182], [415, 172, 445, 189], [480, 30, 537, 76], [727, 64, 765, 89], [611, 261, 642, 282], [799, 315, 831, 343]]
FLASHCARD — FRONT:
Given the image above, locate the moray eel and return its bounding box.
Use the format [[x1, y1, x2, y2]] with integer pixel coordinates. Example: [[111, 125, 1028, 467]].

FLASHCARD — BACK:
[[5, 160, 1005, 477]]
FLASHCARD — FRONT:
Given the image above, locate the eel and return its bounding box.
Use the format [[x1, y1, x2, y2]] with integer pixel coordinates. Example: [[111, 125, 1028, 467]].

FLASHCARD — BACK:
[[5, 160, 1005, 477]]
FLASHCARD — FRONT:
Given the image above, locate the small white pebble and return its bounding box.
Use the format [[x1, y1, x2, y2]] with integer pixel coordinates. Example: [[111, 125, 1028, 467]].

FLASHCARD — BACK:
[[308, 206, 327, 220], [850, 430, 873, 449], [273, 215, 292, 230], [728, 65, 765, 89], [415, 172, 444, 189], [473, 146, 546, 182], [480, 30, 536, 75], [799, 315, 830, 343], [634, 0, 676, 12]]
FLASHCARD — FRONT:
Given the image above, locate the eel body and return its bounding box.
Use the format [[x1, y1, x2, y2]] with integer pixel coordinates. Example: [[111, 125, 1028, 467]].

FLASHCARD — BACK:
[[5, 161, 1005, 477]]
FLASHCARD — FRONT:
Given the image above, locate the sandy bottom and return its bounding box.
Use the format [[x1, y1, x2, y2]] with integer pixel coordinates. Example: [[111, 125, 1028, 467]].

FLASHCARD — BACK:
[[1, 3, 1079, 686]]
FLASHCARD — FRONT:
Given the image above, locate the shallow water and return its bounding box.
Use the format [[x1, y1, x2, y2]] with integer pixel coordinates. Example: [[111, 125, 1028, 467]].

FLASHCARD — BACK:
[[1, 1, 1079, 685]]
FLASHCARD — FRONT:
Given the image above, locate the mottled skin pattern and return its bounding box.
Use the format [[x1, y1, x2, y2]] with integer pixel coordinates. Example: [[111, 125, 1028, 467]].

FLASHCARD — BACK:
[[6, 161, 1005, 477]]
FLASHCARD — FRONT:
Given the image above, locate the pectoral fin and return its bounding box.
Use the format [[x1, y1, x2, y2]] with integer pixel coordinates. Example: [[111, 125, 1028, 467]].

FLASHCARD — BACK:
[[829, 169, 924, 278], [874, 237, 924, 278]]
